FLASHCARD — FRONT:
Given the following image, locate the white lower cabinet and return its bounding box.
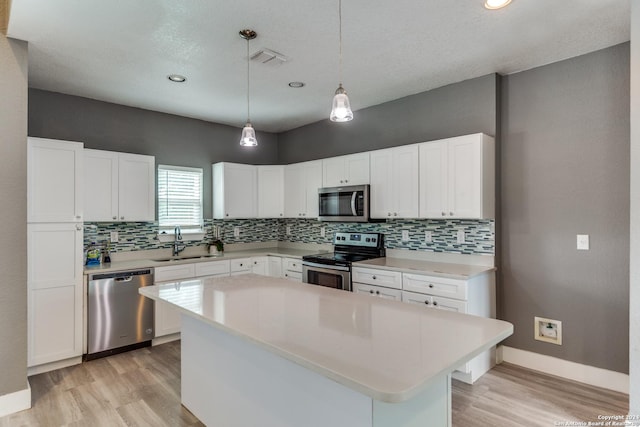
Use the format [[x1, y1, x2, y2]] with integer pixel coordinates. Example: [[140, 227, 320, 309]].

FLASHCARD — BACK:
[[353, 282, 402, 301], [268, 256, 282, 278], [230, 258, 252, 276], [251, 257, 269, 275], [28, 223, 83, 369], [282, 258, 303, 282]]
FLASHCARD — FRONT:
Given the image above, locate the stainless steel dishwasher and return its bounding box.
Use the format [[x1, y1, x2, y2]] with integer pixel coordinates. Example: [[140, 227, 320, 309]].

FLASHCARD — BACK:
[[87, 269, 155, 360]]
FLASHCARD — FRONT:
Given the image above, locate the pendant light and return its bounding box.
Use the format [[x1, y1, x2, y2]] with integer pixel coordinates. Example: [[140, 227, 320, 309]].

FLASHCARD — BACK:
[[329, 0, 353, 122], [239, 29, 258, 147]]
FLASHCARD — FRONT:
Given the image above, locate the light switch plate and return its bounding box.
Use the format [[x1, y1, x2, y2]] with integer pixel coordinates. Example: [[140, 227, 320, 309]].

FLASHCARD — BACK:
[[286, 225, 291, 236], [457, 229, 465, 244], [577, 234, 589, 250], [401, 230, 409, 242], [424, 231, 432, 243], [234, 227, 240, 237]]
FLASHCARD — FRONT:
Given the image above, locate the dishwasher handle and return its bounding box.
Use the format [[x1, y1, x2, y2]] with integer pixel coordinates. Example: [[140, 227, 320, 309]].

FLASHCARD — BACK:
[[89, 269, 152, 281], [115, 276, 133, 282]]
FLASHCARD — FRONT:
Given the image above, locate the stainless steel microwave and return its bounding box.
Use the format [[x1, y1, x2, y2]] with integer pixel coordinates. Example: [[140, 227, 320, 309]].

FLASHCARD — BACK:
[[318, 184, 370, 222]]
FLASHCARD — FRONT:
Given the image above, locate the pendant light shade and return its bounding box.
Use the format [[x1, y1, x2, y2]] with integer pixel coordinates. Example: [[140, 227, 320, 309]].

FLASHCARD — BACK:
[[330, 84, 353, 122], [330, 0, 353, 122], [240, 122, 258, 147], [239, 29, 258, 147]]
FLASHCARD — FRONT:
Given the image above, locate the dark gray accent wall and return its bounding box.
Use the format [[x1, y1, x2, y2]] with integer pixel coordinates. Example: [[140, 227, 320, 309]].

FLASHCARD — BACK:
[[500, 43, 630, 373], [277, 74, 498, 163], [0, 35, 28, 397], [28, 89, 279, 216]]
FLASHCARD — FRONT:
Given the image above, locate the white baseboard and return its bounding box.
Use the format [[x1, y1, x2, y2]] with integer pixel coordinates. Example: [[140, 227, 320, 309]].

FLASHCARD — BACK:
[[0, 383, 31, 418], [500, 346, 629, 394]]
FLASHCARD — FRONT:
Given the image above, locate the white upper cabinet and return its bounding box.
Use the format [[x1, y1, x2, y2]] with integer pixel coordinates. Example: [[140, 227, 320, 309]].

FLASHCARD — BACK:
[[213, 162, 258, 219], [370, 144, 419, 219], [322, 153, 370, 187], [83, 149, 155, 222], [28, 137, 83, 223], [419, 133, 495, 219], [284, 160, 322, 218], [257, 165, 284, 218]]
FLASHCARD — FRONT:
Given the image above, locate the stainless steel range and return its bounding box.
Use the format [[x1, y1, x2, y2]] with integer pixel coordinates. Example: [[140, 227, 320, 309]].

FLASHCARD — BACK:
[[302, 232, 385, 292]]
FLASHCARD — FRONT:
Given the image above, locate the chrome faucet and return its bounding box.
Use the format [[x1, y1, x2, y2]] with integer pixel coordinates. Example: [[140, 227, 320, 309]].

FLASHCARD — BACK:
[[172, 225, 186, 256]]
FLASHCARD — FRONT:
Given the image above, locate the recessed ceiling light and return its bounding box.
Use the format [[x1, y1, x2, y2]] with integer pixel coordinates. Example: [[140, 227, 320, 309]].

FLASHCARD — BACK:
[[167, 74, 187, 83], [484, 0, 511, 9], [288, 82, 305, 88]]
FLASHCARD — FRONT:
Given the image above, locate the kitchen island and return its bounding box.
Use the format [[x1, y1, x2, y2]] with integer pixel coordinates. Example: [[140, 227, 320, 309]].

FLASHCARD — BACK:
[[140, 274, 512, 427]]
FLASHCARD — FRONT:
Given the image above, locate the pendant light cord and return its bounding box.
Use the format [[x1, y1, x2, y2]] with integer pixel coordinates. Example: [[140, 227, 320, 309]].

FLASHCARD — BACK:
[[246, 37, 251, 123], [338, 0, 343, 86]]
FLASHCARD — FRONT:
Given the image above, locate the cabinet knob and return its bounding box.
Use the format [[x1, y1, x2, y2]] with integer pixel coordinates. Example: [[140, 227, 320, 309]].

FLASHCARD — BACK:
[[393, 212, 398, 216], [239, 263, 243, 267], [441, 212, 446, 216], [226, 213, 229, 217], [340, 180, 344, 183], [112, 216, 117, 220], [449, 212, 454, 216], [372, 276, 377, 280], [388, 213, 391, 216], [285, 273, 288, 277], [280, 213, 283, 216], [75, 215, 81, 219], [375, 290, 380, 295], [254, 261, 257, 265], [76, 224, 82, 231], [120, 216, 124, 220], [429, 284, 434, 288], [292, 263, 297, 267], [424, 300, 430, 305], [369, 290, 374, 294], [303, 213, 306, 216], [433, 301, 438, 306]]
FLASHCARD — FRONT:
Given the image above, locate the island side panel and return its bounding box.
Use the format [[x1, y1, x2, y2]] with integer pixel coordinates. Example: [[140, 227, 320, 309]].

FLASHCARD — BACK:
[[181, 314, 373, 427]]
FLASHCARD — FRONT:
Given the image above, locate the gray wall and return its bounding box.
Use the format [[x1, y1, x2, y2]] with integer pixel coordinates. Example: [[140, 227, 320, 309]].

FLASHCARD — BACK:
[[500, 43, 630, 373], [28, 89, 279, 216], [0, 34, 28, 396], [277, 74, 498, 163]]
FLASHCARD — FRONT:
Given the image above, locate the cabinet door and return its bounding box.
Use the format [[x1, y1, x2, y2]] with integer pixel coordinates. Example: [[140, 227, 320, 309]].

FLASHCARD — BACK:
[[369, 149, 394, 219], [284, 164, 305, 218], [448, 136, 482, 218], [303, 161, 323, 218], [392, 145, 419, 218], [268, 257, 282, 277], [353, 283, 401, 301], [257, 166, 284, 218], [344, 153, 370, 185], [28, 223, 83, 367], [322, 156, 346, 187], [351, 267, 402, 290], [118, 153, 155, 221], [251, 257, 269, 276], [84, 149, 119, 221], [28, 137, 83, 223], [213, 163, 258, 219], [418, 140, 448, 219]]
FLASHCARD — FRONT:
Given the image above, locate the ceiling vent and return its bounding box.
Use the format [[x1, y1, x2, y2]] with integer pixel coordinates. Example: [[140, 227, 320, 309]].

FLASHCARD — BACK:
[[251, 48, 288, 65]]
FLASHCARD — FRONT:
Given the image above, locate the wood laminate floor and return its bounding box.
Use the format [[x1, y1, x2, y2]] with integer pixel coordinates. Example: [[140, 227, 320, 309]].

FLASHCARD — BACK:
[[1, 341, 629, 427]]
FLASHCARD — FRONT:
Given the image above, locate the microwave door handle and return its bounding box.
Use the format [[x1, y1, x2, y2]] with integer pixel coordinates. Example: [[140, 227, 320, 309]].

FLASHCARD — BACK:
[[351, 192, 357, 215]]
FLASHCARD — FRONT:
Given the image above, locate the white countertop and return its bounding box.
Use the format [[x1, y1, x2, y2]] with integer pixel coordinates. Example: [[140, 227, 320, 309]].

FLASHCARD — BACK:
[[353, 257, 496, 279], [84, 247, 328, 274], [140, 274, 512, 403]]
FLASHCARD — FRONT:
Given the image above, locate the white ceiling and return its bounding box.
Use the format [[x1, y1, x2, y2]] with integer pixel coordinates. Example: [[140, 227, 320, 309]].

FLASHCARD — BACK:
[[7, 0, 630, 133]]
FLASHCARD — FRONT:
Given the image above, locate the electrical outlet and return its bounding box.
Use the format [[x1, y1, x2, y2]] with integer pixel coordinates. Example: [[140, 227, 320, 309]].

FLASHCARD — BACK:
[[320, 227, 325, 238], [424, 231, 432, 243], [577, 234, 589, 250], [401, 230, 409, 242], [110, 231, 119, 243], [286, 225, 291, 236], [457, 229, 465, 244], [234, 227, 240, 237], [534, 316, 562, 345]]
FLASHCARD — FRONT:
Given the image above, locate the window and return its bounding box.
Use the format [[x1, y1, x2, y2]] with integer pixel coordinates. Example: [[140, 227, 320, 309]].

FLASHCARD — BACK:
[[158, 165, 203, 229]]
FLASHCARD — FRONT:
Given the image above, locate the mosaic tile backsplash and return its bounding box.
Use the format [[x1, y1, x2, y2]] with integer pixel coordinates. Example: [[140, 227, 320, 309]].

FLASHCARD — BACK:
[[84, 218, 494, 255]]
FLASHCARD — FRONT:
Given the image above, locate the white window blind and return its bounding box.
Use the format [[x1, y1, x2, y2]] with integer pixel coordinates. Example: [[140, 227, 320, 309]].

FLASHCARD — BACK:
[[158, 165, 203, 228]]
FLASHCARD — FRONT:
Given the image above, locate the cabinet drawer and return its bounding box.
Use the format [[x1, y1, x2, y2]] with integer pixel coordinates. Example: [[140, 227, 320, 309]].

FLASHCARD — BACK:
[[283, 270, 302, 281], [283, 258, 303, 273], [354, 283, 402, 301], [402, 291, 467, 313], [230, 258, 251, 273], [195, 260, 230, 277], [352, 267, 402, 290], [403, 273, 467, 300], [154, 264, 195, 282]]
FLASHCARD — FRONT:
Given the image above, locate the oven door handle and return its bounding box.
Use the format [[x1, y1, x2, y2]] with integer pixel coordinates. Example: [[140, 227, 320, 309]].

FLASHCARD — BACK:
[[302, 261, 350, 272], [351, 192, 357, 216]]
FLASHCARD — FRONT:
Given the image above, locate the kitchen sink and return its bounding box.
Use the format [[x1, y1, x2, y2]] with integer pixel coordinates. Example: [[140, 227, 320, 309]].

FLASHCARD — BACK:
[[152, 255, 217, 262]]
